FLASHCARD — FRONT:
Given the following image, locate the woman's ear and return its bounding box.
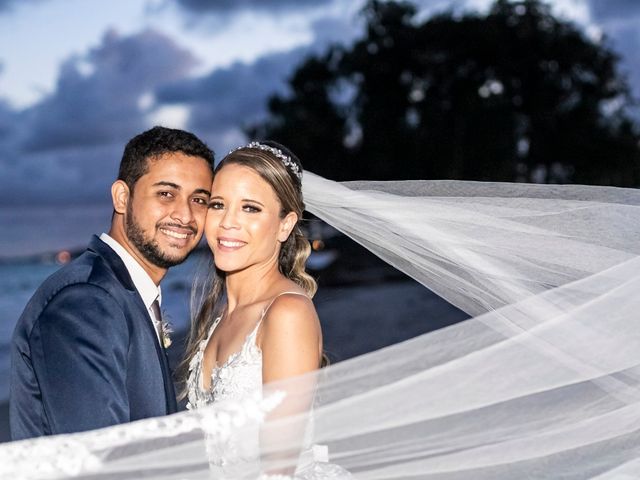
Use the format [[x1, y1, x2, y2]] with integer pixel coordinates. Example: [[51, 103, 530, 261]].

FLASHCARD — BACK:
[[278, 212, 298, 242], [111, 180, 130, 214]]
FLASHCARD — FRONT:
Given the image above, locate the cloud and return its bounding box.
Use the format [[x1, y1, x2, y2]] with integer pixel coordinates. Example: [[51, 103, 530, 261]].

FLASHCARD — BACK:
[[172, 0, 330, 14], [602, 27, 640, 108], [0, 0, 44, 12], [154, 13, 359, 153], [309, 14, 359, 46], [0, 29, 199, 205], [0, 10, 357, 205], [21, 29, 198, 152], [0, 144, 121, 205], [589, 0, 640, 22], [6, 0, 634, 210], [155, 47, 307, 153], [587, 0, 640, 104]]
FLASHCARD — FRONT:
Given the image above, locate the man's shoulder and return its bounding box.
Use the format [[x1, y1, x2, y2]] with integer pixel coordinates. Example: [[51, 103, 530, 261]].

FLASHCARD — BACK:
[[14, 249, 124, 343]]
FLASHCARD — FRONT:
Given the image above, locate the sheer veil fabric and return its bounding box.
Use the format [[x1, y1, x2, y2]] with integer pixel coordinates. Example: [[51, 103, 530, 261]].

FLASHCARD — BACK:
[[3, 172, 640, 479]]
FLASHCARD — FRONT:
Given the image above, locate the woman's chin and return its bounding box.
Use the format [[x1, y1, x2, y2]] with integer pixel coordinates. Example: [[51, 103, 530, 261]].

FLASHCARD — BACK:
[[213, 258, 244, 274]]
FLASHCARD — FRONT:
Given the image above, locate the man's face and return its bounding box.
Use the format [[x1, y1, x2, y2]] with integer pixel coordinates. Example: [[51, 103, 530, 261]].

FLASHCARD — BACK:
[[124, 152, 213, 269]]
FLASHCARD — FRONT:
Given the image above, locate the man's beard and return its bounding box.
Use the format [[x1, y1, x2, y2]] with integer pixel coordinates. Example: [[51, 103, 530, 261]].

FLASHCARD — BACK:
[[125, 204, 193, 269]]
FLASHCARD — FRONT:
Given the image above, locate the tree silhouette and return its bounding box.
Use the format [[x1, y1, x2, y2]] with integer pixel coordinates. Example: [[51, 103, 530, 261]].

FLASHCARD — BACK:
[[249, 0, 640, 185], [250, 54, 349, 178]]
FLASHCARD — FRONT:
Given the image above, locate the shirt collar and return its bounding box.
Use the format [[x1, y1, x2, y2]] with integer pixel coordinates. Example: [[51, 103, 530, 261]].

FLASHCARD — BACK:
[[100, 233, 161, 309]]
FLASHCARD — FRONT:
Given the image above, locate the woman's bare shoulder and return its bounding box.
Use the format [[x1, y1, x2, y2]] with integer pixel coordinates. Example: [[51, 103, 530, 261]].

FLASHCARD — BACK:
[[262, 291, 318, 327]]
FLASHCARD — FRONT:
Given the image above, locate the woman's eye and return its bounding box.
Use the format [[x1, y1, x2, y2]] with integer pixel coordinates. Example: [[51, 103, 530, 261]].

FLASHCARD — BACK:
[[243, 204, 261, 213], [209, 201, 224, 210]]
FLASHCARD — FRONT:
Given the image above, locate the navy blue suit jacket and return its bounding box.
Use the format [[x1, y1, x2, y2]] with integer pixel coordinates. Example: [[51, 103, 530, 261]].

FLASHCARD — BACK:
[[10, 236, 178, 440]]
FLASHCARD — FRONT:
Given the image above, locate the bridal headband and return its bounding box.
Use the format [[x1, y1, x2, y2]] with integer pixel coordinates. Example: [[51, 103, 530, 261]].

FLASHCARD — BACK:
[[228, 141, 303, 181]]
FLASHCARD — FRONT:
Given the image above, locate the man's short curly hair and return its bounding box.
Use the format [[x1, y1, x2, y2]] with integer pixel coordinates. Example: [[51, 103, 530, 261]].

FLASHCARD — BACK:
[[118, 126, 215, 190]]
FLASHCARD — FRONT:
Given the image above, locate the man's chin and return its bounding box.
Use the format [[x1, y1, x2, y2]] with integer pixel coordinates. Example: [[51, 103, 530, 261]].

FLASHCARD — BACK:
[[156, 246, 196, 267], [139, 248, 187, 270], [148, 257, 183, 269]]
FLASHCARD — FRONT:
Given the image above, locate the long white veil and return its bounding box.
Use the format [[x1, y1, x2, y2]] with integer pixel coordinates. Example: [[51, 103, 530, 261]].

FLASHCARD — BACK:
[[3, 172, 640, 479]]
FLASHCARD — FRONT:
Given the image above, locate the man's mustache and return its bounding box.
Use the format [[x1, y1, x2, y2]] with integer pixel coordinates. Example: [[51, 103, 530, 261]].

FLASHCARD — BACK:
[[157, 223, 197, 235]]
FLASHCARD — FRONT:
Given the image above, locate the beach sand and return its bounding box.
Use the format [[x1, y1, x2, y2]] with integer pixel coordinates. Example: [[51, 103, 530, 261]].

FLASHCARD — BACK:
[[0, 278, 466, 443]]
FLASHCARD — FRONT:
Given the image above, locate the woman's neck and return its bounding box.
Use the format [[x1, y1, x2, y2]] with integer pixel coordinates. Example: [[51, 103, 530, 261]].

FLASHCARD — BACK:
[[224, 260, 283, 312]]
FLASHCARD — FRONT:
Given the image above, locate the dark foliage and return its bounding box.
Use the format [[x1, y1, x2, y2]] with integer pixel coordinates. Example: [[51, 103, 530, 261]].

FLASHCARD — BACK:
[[249, 0, 640, 185]]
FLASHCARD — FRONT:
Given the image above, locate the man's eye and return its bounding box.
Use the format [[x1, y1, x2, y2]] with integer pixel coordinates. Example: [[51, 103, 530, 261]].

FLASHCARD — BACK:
[[193, 197, 208, 205], [209, 201, 224, 209], [158, 191, 173, 198]]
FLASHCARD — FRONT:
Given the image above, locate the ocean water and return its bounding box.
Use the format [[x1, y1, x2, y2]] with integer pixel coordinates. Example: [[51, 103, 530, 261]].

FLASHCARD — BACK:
[[0, 204, 112, 259]]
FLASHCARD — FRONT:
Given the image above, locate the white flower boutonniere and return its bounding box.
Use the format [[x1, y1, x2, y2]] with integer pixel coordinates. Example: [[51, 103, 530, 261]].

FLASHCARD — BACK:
[[161, 321, 173, 349]]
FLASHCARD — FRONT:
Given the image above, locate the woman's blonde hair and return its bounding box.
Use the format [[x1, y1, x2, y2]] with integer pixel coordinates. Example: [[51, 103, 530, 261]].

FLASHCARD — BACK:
[[177, 142, 318, 397]]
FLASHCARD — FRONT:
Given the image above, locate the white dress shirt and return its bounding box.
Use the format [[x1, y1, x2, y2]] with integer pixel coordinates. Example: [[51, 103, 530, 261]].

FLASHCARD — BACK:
[[100, 233, 163, 344]]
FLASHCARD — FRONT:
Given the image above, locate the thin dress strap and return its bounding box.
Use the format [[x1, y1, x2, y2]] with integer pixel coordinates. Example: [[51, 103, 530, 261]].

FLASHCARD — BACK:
[[250, 291, 309, 339]]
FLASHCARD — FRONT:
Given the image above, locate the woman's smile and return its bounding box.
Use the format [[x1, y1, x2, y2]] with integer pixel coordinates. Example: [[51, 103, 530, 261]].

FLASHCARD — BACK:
[[217, 237, 247, 251]]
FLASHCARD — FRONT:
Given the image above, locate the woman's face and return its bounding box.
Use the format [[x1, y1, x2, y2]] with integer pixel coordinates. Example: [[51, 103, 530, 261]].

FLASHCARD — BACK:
[[205, 163, 296, 274]]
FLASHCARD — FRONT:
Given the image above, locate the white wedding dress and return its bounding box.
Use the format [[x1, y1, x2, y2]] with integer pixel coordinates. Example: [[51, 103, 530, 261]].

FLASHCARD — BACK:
[[185, 292, 352, 479]]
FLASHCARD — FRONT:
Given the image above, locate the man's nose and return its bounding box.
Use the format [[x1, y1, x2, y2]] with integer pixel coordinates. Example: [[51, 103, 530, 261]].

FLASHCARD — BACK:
[[170, 198, 195, 225]]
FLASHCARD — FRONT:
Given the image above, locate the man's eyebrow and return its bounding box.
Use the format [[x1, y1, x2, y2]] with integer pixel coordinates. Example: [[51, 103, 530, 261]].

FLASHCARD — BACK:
[[152, 181, 180, 189], [152, 183, 211, 196]]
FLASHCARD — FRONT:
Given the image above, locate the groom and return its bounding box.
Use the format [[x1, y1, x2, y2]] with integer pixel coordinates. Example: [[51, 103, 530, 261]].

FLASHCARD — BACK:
[[10, 126, 214, 440]]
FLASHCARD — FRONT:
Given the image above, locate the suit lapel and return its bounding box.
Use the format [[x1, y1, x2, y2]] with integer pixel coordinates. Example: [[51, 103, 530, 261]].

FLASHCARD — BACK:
[[88, 235, 178, 414], [129, 291, 178, 414], [88, 236, 137, 291], [156, 333, 178, 413]]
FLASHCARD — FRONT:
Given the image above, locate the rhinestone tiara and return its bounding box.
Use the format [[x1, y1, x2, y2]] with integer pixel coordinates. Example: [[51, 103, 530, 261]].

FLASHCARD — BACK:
[[228, 141, 302, 181]]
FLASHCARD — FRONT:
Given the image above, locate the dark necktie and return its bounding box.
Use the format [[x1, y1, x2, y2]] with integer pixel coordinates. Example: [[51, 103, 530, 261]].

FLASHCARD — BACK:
[[151, 299, 163, 345]]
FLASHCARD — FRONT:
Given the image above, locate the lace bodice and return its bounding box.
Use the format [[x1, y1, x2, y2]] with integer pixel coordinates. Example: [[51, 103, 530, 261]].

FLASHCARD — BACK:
[[186, 315, 263, 410], [185, 312, 267, 476], [186, 292, 310, 410]]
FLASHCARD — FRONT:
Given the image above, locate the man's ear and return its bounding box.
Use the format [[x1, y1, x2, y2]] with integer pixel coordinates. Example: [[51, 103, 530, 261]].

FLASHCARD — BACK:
[[111, 180, 130, 214], [278, 211, 298, 243]]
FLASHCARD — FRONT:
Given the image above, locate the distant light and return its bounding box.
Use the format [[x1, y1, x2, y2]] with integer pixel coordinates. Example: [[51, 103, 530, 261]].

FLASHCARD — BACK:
[[479, 79, 504, 98], [409, 88, 425, 103], [56, 250, 71, 264], [517, 137, 530, 157], [312, 240, 325, 251]]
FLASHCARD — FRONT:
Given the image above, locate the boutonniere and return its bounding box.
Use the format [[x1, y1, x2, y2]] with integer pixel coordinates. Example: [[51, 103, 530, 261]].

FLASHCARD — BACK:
[[160, 320, 173, 349]]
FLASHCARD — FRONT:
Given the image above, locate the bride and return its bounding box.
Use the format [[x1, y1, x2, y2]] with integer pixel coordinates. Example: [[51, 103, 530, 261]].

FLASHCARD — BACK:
[[181, 141, 349, 477], [3, 144, 640, 479]]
